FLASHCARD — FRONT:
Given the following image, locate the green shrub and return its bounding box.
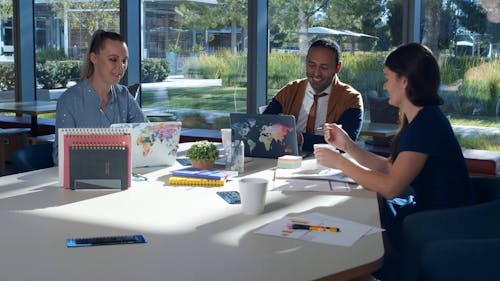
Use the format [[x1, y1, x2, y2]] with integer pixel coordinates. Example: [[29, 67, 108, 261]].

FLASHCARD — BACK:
[[36, 48, 69, 63], [141, 58, 170, 82], [36, 60, 82, 89], [0, 62, 15, 90]]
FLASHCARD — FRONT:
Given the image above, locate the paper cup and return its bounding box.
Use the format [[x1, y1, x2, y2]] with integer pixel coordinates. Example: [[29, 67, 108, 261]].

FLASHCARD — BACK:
[[313, 143, 335, 170], [239, 178, 268, 215]]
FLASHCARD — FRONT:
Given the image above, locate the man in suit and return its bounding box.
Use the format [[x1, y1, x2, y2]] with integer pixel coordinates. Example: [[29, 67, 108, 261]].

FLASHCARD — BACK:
[[263, 38, 363, 152]]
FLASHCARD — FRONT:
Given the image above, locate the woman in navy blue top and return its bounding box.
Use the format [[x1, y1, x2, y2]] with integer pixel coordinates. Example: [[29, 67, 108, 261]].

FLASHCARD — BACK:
[[315, 43, 474, 280]]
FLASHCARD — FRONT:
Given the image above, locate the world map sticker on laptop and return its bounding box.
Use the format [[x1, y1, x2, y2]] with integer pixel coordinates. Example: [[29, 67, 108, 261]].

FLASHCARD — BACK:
[[230, 113, 299, 159], [111, 121, 182, 167]]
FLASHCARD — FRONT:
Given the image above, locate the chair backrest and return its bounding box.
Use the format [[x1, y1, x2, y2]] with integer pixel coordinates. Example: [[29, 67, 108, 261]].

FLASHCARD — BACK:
[[128, 83, 141, 100], [367, 90, 399, 124], [470, 176, 500, 203], [12, 143, 54, 173]]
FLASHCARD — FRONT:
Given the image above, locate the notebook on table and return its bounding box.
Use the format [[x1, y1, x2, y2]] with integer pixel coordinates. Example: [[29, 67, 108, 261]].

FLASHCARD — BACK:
[[111, 121, 182, 168], [229, 113, 299, 159], [58, 127, 132, 189]]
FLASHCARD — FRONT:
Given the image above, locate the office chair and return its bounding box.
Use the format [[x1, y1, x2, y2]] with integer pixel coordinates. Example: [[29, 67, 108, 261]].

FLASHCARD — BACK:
[[366, 90, 400, 146], [0, 128, 31, 175], [11, 143, 54, 173], [400, 176, 500, 281], [128, 83, 141, 100]]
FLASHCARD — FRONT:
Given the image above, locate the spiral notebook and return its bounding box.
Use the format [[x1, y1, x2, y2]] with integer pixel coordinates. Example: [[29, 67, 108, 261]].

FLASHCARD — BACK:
[[110, 121, 182, 168], [58, 128, 132, 189]]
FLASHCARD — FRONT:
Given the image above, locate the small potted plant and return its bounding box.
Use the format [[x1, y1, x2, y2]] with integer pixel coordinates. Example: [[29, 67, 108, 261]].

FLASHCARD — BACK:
[[186, 140, 219, 169]]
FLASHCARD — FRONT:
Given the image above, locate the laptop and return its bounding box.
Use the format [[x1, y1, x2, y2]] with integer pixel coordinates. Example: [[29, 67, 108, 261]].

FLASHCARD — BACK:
[[229, 113, 299, 159], [111, 121, 182, 167]]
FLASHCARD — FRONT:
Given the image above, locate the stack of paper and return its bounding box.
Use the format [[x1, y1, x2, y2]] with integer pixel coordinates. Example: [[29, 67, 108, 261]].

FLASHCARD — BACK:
[[272, 166, 355, 192]]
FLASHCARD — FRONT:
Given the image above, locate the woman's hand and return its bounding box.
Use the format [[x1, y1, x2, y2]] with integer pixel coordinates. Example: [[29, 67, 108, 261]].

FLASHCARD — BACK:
[[323, 123, 352, 152], [314, 147, 343, 170]]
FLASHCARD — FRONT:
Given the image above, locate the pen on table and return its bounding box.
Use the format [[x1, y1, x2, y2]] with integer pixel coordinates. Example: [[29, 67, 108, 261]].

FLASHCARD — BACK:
[[289, 223, 340, 232], [132, 172, 148, 181], [316, 124, 342, 132]]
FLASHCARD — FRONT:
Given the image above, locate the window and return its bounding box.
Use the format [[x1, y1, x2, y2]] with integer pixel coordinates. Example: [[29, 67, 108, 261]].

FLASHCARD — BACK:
[[1, 1, 497, 150], [140, 0, 248, 130], [267, 0, 400, 123], [0, 1, 15, 102], [420, 0, 499, 149], [33, 0, 120, 102]]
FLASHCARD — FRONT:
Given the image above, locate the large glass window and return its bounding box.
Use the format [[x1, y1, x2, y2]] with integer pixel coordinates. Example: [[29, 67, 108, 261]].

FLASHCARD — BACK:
[[265, 0, 499, 150], [141, 0, 248, 129], [0, 1, 15, 102], [267, 0, 400, 124], [33, 0, 120, 103], [0, 0, 497, 150], [421, 0, 499, 150]]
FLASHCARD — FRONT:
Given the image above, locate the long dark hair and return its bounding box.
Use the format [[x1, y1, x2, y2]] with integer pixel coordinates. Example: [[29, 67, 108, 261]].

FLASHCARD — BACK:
[[387, 43, 443, 161], [80, 30, 125, 80]]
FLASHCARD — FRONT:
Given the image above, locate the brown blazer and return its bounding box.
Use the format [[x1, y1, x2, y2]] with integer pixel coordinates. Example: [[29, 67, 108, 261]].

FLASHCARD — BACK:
[[274, 76, 363, 123]]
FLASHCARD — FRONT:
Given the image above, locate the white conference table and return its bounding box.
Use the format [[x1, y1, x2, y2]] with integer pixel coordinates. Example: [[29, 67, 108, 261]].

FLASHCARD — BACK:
[[0, 146, 384, 281]]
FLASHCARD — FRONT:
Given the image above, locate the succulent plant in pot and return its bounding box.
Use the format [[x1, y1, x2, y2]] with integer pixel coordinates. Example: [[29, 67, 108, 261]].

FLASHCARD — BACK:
[[186, 140, 219, 169]]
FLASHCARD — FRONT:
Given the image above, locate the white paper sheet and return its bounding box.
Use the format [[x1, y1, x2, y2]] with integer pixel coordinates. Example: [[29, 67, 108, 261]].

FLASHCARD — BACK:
[[255, 212, 384, 247], [272, 179, 351, 192]]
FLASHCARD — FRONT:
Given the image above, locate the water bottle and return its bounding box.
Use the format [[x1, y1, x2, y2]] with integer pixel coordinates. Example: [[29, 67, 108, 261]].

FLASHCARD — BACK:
[[230, 140, 244, 173]]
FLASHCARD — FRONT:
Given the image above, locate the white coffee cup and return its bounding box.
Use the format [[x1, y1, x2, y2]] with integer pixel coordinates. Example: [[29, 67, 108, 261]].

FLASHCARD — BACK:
[[313, 143, 335, 169], [238, 178, 268, 215]]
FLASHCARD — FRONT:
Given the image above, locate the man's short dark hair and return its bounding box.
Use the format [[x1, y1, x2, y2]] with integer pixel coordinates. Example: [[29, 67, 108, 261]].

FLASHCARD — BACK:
[[307, 38, 342, 66]]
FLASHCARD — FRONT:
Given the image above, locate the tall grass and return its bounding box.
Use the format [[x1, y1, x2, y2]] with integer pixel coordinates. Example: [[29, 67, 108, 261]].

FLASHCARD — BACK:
[[268, 53, 304, 89], [455, 134, 500, 151], [439, 56, 483, 84], [461, 60, 500, 115], [340, 52, 386, 95]]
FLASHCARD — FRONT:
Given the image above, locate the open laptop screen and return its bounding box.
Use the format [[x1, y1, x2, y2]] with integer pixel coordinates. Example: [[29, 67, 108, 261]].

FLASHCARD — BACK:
[[230, 113, 299, 158], [111, 121, 182, 167]]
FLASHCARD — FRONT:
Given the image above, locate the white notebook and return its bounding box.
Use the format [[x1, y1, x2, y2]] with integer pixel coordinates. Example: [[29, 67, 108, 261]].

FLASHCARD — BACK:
[[111, 121, 182, 168]]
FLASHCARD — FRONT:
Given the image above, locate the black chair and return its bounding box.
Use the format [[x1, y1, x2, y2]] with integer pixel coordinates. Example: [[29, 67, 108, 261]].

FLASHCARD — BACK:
[[367, 90, 400, 124], [399, 176, 500, 281], [128, 83, 141, 100], [366, 90, 399, 146], [11, 143, 54, 173]]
